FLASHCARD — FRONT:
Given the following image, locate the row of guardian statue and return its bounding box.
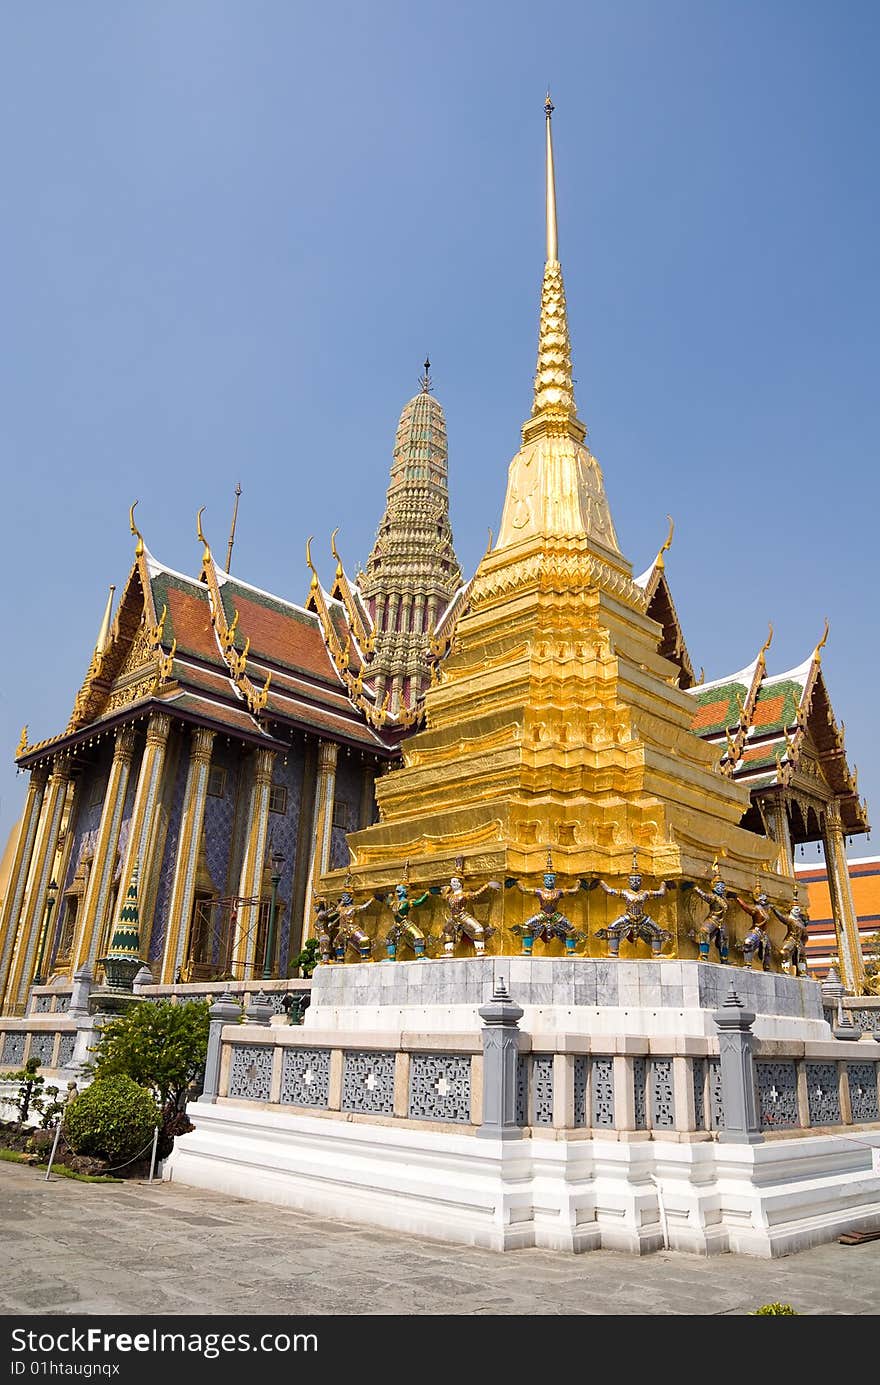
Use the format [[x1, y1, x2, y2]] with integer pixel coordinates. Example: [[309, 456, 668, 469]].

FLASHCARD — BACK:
[[312, 852, 809, 974]]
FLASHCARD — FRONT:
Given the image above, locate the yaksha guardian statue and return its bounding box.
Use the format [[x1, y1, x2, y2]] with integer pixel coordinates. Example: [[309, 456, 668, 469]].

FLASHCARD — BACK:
[[771, 888, 809, 976], [376, 880, 431, 961], [507, 852, 586, 956], [733, 884, 772, 971], [433, 870, 500, 956], [333, 885, 374, 962], [591, 852, 672, 957], [685, 859, 730, 962], [313, 897, 340, 965]]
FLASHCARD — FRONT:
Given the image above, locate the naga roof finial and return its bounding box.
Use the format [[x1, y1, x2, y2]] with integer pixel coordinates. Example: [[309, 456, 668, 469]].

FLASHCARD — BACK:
[[196, 507, 211, 564], [815, 617, 830, 662], [129, 500, 144, 558], [759, 621, 774, 662], [305, 536, 318, 592], [330, 527, 343, 580], [655, 515, 674, 571]]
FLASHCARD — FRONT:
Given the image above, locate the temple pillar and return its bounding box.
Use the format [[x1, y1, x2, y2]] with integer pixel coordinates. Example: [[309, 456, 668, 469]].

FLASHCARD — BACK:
[[822, 799, 865, 994], [302, 739, 339, 942], [160, 726, 215, 983], [7, 756, 74, 1011], [117, 711, 171, 959], [359, 763, 377, 829], [0, 766, 49, 1010], [72, 724, 138, 970], [45, 778, 82, 974], [231, 747, 276, 977], [768, 793, 795, 879]]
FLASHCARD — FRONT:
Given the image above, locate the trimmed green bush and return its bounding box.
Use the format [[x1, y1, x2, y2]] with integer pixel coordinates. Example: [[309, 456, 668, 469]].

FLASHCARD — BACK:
[[89, 999, 210, 1113], [752, 1303, 799, 1315], [64, 1076, 160, 1166]]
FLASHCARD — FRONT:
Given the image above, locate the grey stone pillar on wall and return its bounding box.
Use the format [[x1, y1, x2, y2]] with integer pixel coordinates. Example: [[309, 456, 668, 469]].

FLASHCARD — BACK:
[[712, 983, 763, 1144], [477, 976, 524, 1141], [199, 993, 243, 1103]]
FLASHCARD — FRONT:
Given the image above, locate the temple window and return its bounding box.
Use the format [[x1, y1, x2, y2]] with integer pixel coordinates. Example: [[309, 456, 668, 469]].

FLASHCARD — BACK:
[[207, 765, 227, 798], [268, 783, 288, 815]]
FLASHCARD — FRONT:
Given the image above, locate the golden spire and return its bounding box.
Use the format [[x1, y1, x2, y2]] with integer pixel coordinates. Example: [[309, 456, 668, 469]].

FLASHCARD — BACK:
[[95, 584, 116, 655], [529, 93, 580, 435], [495, 96, 619, 553], [545, 93, 558, 262]]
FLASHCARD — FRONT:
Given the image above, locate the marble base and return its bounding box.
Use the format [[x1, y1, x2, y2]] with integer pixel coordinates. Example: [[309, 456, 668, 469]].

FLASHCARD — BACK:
[[166, 1102, 880, 1258], [307, 957, 830, 1042]]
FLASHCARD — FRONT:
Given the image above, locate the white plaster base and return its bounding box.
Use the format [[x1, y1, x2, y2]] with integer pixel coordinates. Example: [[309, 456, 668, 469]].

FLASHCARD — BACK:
[[166, 1101, 880, 1258]]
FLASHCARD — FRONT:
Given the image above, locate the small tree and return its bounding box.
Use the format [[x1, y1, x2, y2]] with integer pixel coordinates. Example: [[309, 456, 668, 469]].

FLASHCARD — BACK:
[[0, 1057, 59, 1127], [291, 937, 320, 978], [88, 999, 210, 1116]]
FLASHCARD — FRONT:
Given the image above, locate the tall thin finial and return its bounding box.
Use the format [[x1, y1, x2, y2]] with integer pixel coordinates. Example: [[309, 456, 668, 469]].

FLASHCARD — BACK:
[[225, 482, 242, 573], [95, 585, 116, 655], [545, 91, 558, 262], [420, 357, 432, 394]]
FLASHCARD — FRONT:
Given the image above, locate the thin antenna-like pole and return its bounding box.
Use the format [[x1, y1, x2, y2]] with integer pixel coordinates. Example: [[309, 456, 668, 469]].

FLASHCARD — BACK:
[[420, 357, 432, 394], [225, 482, 242, 572]]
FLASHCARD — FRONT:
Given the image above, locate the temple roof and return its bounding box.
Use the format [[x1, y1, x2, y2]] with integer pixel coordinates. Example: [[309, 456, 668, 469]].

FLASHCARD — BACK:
[[16, 537, 397, 769], [684, 636, 868, 836]]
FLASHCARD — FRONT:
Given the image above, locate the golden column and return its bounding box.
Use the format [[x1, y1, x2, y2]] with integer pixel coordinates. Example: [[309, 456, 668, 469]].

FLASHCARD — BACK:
[[0, 766, 49, 1009], [160, 726, 215, 984], [73, 724, 139, 970], [822, 799, 866, 993], [116, 711, 172, 962], [302, 739, 338, 941], [231, 747, 276, 976], [7, 755, 74, 1011], [768, 795, 795, 879]]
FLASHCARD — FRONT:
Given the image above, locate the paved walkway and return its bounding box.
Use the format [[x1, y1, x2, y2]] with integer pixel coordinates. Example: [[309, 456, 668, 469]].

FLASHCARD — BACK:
[[1, 1163, 878, 1315]]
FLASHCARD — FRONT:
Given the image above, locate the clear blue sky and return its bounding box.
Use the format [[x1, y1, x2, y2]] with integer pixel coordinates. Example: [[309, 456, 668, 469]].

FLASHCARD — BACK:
[[1, 1, 877, 863]]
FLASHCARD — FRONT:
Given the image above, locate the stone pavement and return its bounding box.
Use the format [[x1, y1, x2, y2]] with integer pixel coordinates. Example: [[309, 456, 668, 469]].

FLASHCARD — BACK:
[[1, 1162, 878, 1316]]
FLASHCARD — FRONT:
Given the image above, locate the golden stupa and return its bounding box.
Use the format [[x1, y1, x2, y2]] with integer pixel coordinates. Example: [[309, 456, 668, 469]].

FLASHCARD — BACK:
[[320, 97, 784, 961]]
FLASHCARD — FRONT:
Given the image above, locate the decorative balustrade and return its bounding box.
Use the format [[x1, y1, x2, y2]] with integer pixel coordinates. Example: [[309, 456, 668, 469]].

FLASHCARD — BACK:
[[210, 1025, 880, 1138]]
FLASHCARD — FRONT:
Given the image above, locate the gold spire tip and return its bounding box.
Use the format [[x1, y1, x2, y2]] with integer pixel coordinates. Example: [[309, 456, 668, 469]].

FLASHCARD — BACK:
[[545, 91, 558, 262]]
